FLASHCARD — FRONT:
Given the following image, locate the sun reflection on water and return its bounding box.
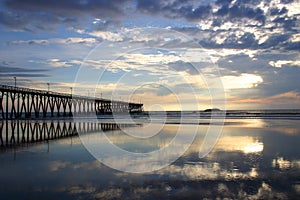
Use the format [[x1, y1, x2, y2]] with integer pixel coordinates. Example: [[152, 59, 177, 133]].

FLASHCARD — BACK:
[[213, 136, 264, 154], [243, 142, 264, 154]]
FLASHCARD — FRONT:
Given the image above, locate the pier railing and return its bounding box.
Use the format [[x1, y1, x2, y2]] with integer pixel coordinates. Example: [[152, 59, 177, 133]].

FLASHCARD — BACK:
[[0, 84, 143, 119]]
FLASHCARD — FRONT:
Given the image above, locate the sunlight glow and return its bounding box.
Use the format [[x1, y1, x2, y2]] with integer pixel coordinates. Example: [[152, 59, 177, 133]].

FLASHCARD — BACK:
[[221, 73, 263, 89]]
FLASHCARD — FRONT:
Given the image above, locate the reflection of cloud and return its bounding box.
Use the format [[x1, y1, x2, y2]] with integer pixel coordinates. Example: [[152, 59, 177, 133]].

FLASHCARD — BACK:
[[269, 127, 299, 136], [49, 160, 101, 172], [147, 162, 259, 181], [73, 161, 101, 170], [272, 157, 291, 170], [93, 189, 122, 199], [272, 157, 300, 170], [49, 161, 70, 172], [213, 135, 264, 154], [56, 137, 82, 145], [245, 182, 288, 199], [67, 186, 97, 195], [79, 124, 199, 172], [294, 184, 300, 194]]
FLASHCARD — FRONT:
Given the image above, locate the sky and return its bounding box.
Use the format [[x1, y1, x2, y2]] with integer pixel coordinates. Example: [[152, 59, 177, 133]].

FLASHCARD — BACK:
[[0, 0, 300, 110]]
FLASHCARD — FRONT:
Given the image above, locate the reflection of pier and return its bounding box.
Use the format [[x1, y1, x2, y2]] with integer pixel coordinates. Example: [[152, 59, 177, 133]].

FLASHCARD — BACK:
[[0, 120, 137, 148], [0, 85, 143, 119]]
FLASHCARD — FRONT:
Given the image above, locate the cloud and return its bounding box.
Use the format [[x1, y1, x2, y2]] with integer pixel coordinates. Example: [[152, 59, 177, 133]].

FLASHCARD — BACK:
[[2, 0, 299, 54], [0, 0, 299, 110], [284, 41, 300, 51], [92, 18, 122, 31], [217, 53, 269, 75], [136, 0, 266, 24], [221, 73, 263, 89], [0, 73, 48, 77], [270, 91, 300, 101], [0, 65, 49, 77], [215, 3, 266, 24], [269, 59, 300, 68], [230, 91, 300, 106], [214, 51, 300, 103], [88, 31, 124, 42], [74, 51, 187, 74], [162, 0, 299, 53], [0, 9, 69, 32], [4, 0, 128, 16], [46, 59, 73, 68], [1, 0, 131, 31], [167, 60, 199, 75], [0, 10, 31, 31], [8, 37, 98, 46]]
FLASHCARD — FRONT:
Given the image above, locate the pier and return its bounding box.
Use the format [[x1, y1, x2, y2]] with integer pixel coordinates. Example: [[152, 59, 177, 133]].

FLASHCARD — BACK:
[[0, 85, 143, 119], [0, 120, 139, 148]]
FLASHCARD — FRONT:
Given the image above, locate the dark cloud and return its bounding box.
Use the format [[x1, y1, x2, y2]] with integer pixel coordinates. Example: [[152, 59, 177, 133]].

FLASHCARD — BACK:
[[199, 32, 259, 50], [136, 0, 265, 24], [136, 0, 163, 14], [217, 53, 300, 98], [273, 16, 298, 31], [0, 11, 31, 31], [4, 0, 128, 17], [0, 65, 49, 77], [197, 30, 295, 51], [0, 10, 76, 32], [280, 0, 294, 4], [257, 66, 300, 97], [229, 5, 265, 24], [215, 4, 265, 24], [7, 40, 49, 45], [1, 0, 298, 51], [167, 60, 199, 75], [0, 0, 130, 31], [0, 73, 48, 77], [259, 34, 291, 49], [218, 52, 299, 75], [217, 54, 270, 75], [284, 41, 300, 51], [92, 19, 122, 31], [270, 7, 288, 16], [179, 4, 212, 20], [134, 0, 298, 55], [215, 0, 233, 6], [136, 0, 212, 21]]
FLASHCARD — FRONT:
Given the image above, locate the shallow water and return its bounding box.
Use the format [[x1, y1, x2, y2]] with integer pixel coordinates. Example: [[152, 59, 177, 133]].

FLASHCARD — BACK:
[[0, 118, 299, 199]]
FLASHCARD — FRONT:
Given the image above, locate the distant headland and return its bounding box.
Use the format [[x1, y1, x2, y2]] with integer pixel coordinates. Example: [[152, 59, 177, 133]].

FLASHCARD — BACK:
[[203, 108, 222, 112]]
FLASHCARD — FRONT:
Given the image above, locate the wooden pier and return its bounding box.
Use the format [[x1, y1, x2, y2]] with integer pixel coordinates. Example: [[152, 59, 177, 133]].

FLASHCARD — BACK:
[[0, 85, 143, 119]]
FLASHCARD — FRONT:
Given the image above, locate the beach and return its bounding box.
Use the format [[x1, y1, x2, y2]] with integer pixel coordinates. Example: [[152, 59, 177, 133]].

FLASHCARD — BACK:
[[1, 0, 300, 198], [0, 111, 299, 199]]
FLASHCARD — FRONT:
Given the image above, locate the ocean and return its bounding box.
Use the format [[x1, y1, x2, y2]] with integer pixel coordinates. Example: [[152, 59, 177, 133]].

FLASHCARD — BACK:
[[0, 109, 299, 199]]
